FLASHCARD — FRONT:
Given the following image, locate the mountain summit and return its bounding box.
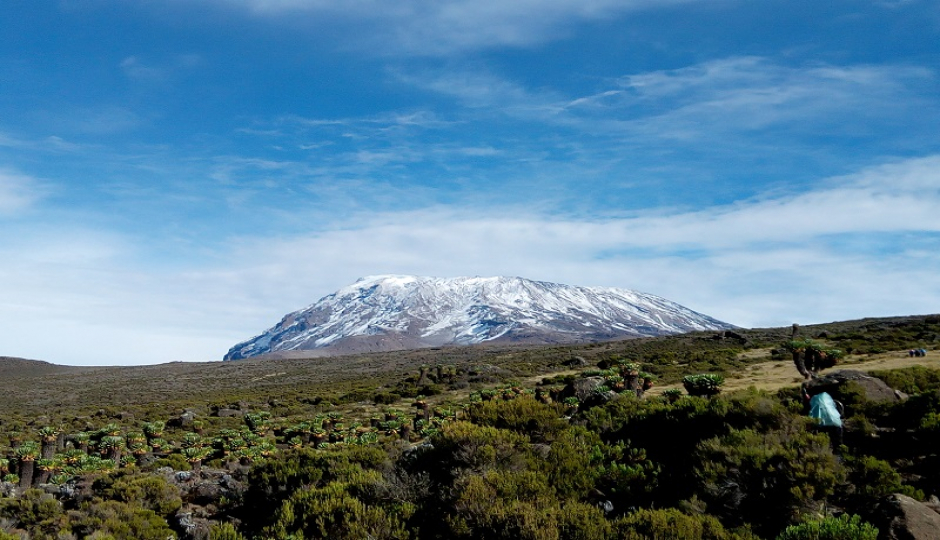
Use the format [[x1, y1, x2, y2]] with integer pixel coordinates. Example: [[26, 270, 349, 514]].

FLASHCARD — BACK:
[[224, 275, 735, 360]]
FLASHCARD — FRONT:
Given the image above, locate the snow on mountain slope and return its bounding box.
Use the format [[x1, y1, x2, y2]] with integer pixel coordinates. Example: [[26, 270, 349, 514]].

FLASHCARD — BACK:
[[224, 275, 735, 360]]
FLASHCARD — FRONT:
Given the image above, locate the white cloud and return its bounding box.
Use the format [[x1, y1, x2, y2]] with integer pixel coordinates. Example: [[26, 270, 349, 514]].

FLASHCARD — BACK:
[[0, 227, 248, 365], [121, 56, 166, 81], [120, 54, 203, 83], [0, 131, 89, 153], [214, 154, 940, 331], [0, 131, 25, 148], [2, 155, 939, 365], [395, 58, 937, 145], [41, 105, 144, 136], [198, 0, 700, 55], [0, 169, 44, 215], [614, 58, 935, 138], [396, 69, 563, 116], [605, 156, 940, 248]]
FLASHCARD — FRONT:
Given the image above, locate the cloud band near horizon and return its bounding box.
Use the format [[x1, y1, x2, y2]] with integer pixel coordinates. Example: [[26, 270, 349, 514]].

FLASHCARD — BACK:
[[1, 155, 938, 365]]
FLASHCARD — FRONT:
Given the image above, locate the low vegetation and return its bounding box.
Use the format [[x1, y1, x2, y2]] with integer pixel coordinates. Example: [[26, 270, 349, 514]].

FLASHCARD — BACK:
[[0, 315, 938, 539]]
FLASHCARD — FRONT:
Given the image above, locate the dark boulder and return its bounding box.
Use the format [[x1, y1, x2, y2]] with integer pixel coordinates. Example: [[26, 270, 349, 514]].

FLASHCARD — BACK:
[[806, 370, 905, 403], [583, 390, 618, 408], [711, 330, 748, 343], [174, 508, 213, 540], [169, 409, 197, 428], [558, 376, 617, 408], [190, 481, 224, 506], [870, 493, 940, 539], [0, 481, 17, 498], [563, 356, 587, 367], [558, 376, 605, 402]]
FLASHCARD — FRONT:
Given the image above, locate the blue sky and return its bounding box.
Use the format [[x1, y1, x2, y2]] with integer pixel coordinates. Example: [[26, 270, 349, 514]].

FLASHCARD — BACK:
[[2, 0, 939, 365]]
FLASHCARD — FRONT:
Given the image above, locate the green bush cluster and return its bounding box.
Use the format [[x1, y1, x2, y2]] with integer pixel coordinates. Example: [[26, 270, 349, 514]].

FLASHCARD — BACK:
[[775, 514, 877, 540], [0, 484, 178, 540], [683, 374, 725, 396], [869, 365, 940, 394], [2, 328, 939, 539], [695, 428, 842, 535], [223, 390, 894, 539]]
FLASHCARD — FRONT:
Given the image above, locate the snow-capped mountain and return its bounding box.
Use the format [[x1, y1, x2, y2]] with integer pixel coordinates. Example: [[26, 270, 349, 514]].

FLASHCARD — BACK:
[[224, 275, 735, 360]]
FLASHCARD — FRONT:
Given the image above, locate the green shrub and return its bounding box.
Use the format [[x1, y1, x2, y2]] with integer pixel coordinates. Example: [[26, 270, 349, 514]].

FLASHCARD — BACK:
[[151, 453, 191, 471], [921, 411, 940, 432], [593, 442, 660, 512], [694, 428, 844, 537], [539, 427, 602, 500], [420, 422, 531, 479], [582, 389, 798, 508], [682, 375, 724, 397], [540, 374, 576, 386], [373, 392, 402, 405], [210, 522, 246, 540], [97, 473, 183, 516], [0, 488, 68, 538], [844, 455, 922, 504], [444, 469, 559, 539], [557, 501, 613, 540], [241, 446, 390, 534], [614, 507, 756, 539], [775, 514, 877, 540], [883, 388, 940, 433], [466, 396, 567, 443], [265, 482, 409, 539], [662, 388, 684, 401], [843, 414, 876, 437], [869, 366, 940, 394], [71, 500, 176, 540]]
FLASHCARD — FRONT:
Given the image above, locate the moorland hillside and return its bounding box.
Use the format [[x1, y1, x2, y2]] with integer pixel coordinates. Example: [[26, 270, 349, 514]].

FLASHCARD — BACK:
[[0, 314, 939, 539]]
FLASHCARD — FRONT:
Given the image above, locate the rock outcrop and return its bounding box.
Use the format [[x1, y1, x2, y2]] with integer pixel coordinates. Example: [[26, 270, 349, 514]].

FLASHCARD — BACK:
[[557, 376, 617, 408], [806, 370, 906, 402], [870, 493, 940, 540]]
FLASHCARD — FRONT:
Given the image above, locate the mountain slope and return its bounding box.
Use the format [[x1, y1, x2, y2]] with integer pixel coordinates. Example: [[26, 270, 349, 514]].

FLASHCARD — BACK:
[[0, 356, 84, 378], [225, 275, 735, 360]]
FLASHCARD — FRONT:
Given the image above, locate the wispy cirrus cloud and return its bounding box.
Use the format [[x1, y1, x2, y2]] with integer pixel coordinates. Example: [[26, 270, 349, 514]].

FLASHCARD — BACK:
[[594, 155, 940, 249], [0, 169, 46, 215], [208, 56, 940, 221], [120, 54, 202, 83], [380, 57, 940, 207], [0, 130, 91, 153], [37, 105, 144, 136], [393, 68, 563, 115], [202, 0, 701, 55], [401, 57, 937, 139], [613, 57, 937, 138], [120, 56, 167, 82], [0, 131, 24, 148]]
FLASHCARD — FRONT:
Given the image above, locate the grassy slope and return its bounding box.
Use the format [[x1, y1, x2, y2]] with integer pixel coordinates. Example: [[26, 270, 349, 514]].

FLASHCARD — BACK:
[[655, 348, 940, 395], [1, 314, 937, 421]]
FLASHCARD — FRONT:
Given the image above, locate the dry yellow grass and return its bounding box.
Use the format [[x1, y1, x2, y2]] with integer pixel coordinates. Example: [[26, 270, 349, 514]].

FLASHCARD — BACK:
[[654, 349, 940, 396]]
